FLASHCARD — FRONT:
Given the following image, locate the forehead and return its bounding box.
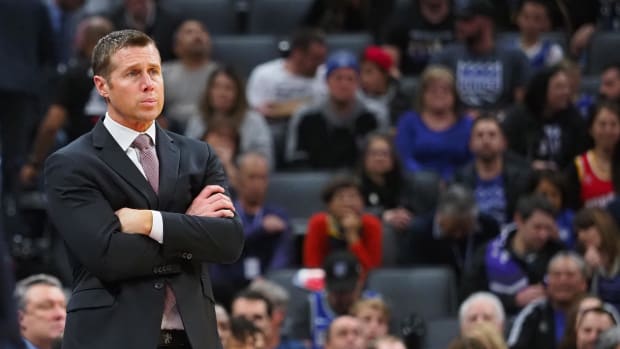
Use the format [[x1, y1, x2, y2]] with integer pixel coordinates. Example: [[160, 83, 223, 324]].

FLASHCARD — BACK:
[[581, 312, 614, 327], [473, 120, 501, 133], [549, 257, 580, 273], [110, 44, 161, 71], [179, 20, 205, 33], [25, 284, 65, 303], [467, 299, 496, 315], [232, 298, 268, 314], [333, 317, 361, 331]]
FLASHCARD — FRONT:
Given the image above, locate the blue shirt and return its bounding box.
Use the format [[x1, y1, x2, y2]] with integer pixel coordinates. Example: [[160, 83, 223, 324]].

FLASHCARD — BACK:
[[475, 175, 507, 225], [553, 310, 566, 344], [556, 209, 575, 249], [395, 111, 472, 181]]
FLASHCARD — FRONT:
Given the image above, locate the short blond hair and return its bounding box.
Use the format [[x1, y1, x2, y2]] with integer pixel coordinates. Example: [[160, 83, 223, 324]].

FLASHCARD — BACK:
[[465, 323, 508, 349], [350, 298, 390, 320], [416, 65, 459, 113]]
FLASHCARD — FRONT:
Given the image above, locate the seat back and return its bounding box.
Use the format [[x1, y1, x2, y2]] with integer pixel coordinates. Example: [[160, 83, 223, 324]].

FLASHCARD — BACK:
[[164, 0, 239, 34], [248, 0, 313, 34], [587, 31, 620, 74], [212, 35, 279, 77]]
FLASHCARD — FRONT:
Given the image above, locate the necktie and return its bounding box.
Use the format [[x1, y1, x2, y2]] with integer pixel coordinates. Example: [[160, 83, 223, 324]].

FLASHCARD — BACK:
[[132, 134, 184, 329]]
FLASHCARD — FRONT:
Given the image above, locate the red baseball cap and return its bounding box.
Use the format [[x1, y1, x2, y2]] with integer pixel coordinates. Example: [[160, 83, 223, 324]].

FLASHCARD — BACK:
[[362, 46, 393, 72]]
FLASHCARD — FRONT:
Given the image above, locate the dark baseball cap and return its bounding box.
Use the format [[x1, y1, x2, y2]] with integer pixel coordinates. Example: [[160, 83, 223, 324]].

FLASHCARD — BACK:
[[323, 251, 361, 293], [455, 0, 495, 20]]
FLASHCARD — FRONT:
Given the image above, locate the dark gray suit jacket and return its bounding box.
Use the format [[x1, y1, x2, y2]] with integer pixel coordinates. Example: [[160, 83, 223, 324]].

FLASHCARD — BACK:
[[44, 119, 244, 349]]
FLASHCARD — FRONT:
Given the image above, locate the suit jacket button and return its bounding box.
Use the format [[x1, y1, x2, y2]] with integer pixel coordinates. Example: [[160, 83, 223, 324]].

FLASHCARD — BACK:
[[154, 282, 164, 289]]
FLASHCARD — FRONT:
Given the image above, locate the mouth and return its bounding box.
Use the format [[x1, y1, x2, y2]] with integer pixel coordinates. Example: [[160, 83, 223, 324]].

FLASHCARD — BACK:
[[140, 99, 158, 106]]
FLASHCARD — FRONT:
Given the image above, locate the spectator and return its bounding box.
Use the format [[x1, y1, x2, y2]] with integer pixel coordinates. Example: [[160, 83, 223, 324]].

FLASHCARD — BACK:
[[303, 176, 382, 271], [574, 208, 620, 313], [247, 29, 327, 120], [351, 298, 390, 346], [372, 336, 407, 349], [15, 274, 66, 349], [398, 185, 500, 280], [513, 0, 563, 70], [20, 16, 114, 187], [575, 308, 618, 349], [161, 19, 217, 133], [359, 132, 413, 231], [232, 290, 304, 349], [383, 0, 455, 76], [527, 170, 576, 248], [186, 66, 274, 168], [459, 292, 505, 336], [216, 304, 232, 349], [507, 252, 588, 349], [566, 101, 620, 209], [202, 119, 241, 191], [395, 66, 473, 181], [462, 195, 565, 315], [211, 152, 293, 307], [248, 279, 304, 349], [503, 66, 586, 170], [558, 59, 594, 119], [559, 295, 620, 349], [286, 51, 381, 169], [323, 315, 365, 349], [293, 251, 377, 349], [358, 46, 410, 127], [454, 115, 531, 226], [600, 64, 620, 104], [596, 326, 620, 349], [227, 316, 266, 349], [448, 336, 487, 349], [46, 0, 86, 66], [100, 0, 181, 61], [432, 0, 529, 113], [465, 322, 509, 349]]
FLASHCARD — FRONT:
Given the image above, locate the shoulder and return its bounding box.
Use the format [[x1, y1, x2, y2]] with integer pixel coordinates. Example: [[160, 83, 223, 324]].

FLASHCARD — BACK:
[[250, 59, 284, 78]]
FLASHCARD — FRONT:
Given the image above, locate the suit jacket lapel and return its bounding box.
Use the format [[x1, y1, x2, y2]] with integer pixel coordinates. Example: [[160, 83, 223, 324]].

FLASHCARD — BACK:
[[155, 125, 179, 211], [92, 120, 159, 208]]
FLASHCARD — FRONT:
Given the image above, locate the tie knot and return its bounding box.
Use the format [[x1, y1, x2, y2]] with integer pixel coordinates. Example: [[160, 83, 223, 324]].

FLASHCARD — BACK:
[[132, 134, 153, 151]]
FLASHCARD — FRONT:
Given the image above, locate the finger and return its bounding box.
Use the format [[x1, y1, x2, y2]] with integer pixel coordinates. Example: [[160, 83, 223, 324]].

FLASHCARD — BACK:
[[209, 200, 235, 212], [204, 192, 230, 205], [197, 185, 225, 199]]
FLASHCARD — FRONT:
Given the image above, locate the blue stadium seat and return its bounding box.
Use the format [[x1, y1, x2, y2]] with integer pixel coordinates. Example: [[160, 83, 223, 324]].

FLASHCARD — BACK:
[[161, 0, 239, 34], [248, 0, 313, 34], [211, 35, 280, 77]]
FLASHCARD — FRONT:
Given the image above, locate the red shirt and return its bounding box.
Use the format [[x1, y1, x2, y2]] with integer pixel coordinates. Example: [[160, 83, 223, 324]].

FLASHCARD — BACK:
[[576, 152, 615, 207]]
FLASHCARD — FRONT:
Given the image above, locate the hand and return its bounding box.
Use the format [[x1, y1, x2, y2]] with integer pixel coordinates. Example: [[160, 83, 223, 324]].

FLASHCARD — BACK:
[[570, 24, 596, 56], [115, 208, 152, 235], [186, 185, 235, 218], [515, 284, 546, 307], [531, 160, 557, 171], [383, 208, 413, 231], [19, 163, 39, 186], [262, 214, 287, 233], [341, 211, 361, 244], [584, 246, 602, 270]]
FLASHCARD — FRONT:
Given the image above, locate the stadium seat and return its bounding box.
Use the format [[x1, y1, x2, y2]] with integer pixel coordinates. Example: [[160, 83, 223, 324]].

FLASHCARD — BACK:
[[424, 317, 460, 349], [399, 76, 419, 100], [162, 0, 239, 34], [367, 267, 458, 326], [211, 35, 280, 77], [402, 171, 441, 214], [326, 34, 373, 55], [265, 268, 312, 338], [248, 0, 313, 34], [580, 75, 601, 96], [266, 171, 333, 234], [587, 31, 620, 75]]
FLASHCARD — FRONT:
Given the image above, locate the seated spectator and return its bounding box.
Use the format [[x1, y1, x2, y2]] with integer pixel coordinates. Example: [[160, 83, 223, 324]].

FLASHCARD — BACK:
[[372, 336, 407, 349], [358, 46, 410, 127], [465, 322, 509, 349], [600, 64, 620, 104], [447, 336, 487, 349], [558, 59, 594, 119], [559, 295, 620, 349], [227, 316, 266, 349], [286, 51, 382, 169], [503, 66, 586, 170], [528, 170, 576, 248], [454, 115, 531, 226], [186, 66, 274, 167], [574, 308, 618, 349], [574, 208, 620, 313], [246, 29, 327, 120], [162, 19, 217, 133], [359, 132, 413, 232], [210, 152, 293, 305], [462, 195, 565, 315], [383, 0, 454, 76], [395, 66, 473, 181], [232, 290, 305, 349], [20, 16, 113, 187], [432, 0, 529, 114], [596, 326, 620, 349], [216, 304, 232, 349], [513, 0, 563, 71], [351, 298, 390, 346], [566, 101, 620, 209], [203, 119, 241, 191], [507, 252, 588, 349], [293, 251, 378, 349], [459, 292, 505, 336], [398, 185, 500, 280], [15, 274, 66, 349], [99, 0, 181, 61], [303, 176, 382, 271], [324, 315, 366, 349]]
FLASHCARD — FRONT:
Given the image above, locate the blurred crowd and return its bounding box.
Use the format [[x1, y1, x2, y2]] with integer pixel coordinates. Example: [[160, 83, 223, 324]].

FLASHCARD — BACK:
[[4, 0, 620, 349]]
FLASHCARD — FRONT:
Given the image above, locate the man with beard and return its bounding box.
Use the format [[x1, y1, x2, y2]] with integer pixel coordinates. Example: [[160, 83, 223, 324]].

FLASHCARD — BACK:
[[454, 115, 531, 226], [507, 252, 588, 349], [431, 0, 530, 115], [161, 19, 217, 133], [209, 152, 293, 306]]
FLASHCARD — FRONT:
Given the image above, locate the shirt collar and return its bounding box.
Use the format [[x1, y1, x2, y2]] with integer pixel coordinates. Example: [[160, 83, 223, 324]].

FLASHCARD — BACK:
[[103, 113, 157, 151]]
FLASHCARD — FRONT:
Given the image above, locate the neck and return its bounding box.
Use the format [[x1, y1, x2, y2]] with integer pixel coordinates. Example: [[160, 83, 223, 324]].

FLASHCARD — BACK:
[[108, 110, 154, 132], [423, 109, 456, 123], [593, 146, 613, 162], [367, 172, 385, 185], [284, 58, 301, 76], [551, 300, 574, 313], [181, 55, 209, 69], [240, 197, 261, 214], [511, 231, 528, 256], [331, 98, 355, 115], [475, 156, 503, 180], [27, 338, 52, 349], [268, 328, 282, 349], [520, 34, 539, 47], [470, 31, 494, 55]]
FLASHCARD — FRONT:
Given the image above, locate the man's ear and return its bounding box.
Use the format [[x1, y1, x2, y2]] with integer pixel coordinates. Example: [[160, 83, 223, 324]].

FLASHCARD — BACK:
[[93, 75, 109, 99]]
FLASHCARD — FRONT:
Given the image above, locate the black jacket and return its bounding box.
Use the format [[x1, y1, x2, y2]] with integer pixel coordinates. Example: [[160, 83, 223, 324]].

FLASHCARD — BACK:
[[507, 299, 559, 349]]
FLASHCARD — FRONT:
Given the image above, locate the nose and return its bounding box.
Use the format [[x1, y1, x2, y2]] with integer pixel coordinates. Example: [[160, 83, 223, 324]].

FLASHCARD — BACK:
[[141, 73, 155, 91]]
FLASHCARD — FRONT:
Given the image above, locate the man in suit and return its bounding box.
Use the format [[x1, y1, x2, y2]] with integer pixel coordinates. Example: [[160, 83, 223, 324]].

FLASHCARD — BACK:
[[44, 29, 244, 349]]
